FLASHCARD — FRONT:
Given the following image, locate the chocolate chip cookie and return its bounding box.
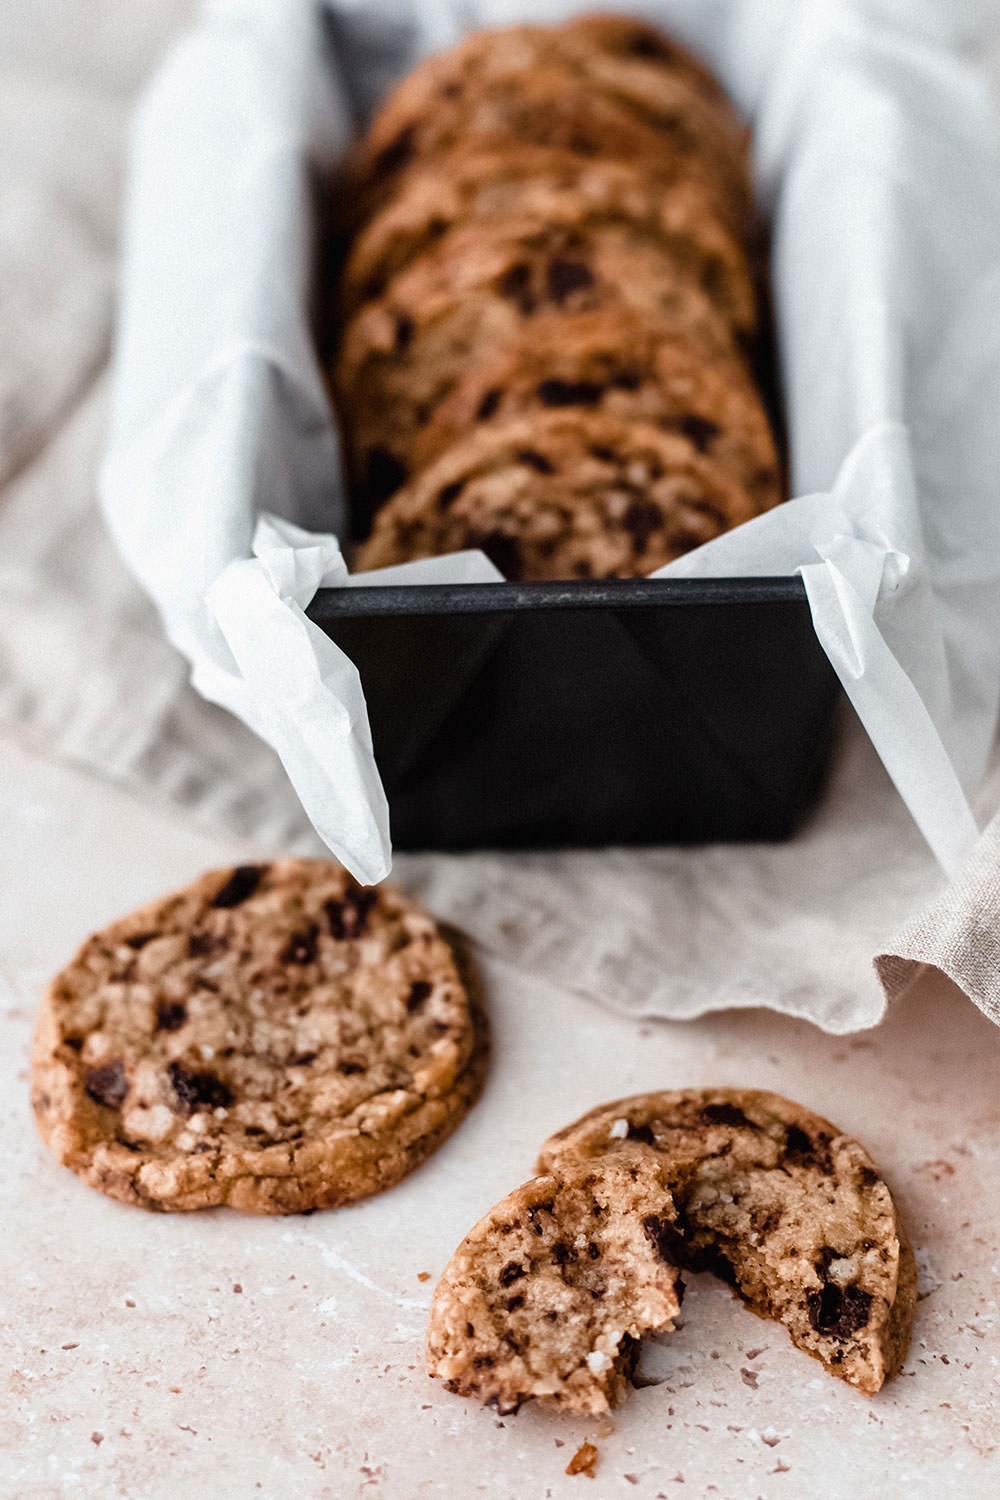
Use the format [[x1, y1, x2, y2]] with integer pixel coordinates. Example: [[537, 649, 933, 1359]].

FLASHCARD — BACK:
[[537, 1088, 916, 1395], [31, 861, 488, 1213], [425, 1150, 684, 1414], [353, 410, 758, 581], [348, 23, 751, 230], [334, 217, 739, 509], [413, 308, 782, 513], [338, 149, 755, 330]]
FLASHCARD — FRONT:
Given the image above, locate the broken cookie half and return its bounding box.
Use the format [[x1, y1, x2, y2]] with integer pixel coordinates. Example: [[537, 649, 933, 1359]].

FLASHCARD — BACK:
[[426, 1149, 684, 1414], [537, 1088, 917, 1396]]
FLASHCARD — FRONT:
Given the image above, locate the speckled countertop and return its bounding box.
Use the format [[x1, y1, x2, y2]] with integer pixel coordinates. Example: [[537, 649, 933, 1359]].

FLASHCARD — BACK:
[[2, 733, 999, 1500]]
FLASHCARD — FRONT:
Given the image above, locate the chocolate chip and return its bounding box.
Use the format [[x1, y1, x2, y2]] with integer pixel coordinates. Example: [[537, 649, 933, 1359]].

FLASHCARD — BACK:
[[394, 313, 414, 351], [589, 444, 617, 463], [807, 1283, 872, 1338], [551, 1241, 578, 1266], [375, 124, 415, 176], [627, 29, 669, 60], [155, 1001, 187, 1033], [546, 258, 594, 303], [678, 413, 721, 451], [325, 885, 378, 940], [406, 980, 432, 1013], [281, 924, 319, 965], [124, 932, 156, 951], [784, 1125, 833, 1172], [437, 479, 465, 508], [505, 1294, 525, 1311], [611, 369, 641, 391], [515, 448, 555, 474], [527, 1200, 555, 1235], [428, 216, 448, 239], [84, 1061, 129, 1109], [188, 931, 226, 958], [293, 1052, 318, 1066], [472, 1353, 494, 1369], [211, 865, 264, 909], [622, 500, 664, 553], [499, 262, 533, 313], [858, 1165, 879, 1189], [467, 529, 522, 579], [64, 1036, 83, 1052], [475, 387, 503, 420], [699, 1102, 752, 1129], [642, 1214, 687, 1265], [587, 1242, 601, 1260], [365, 446, 407, 503], [628, 1121, 656, 1145], [167, 1061, 233, 1115], [536, 378, 603, 407], [337, 1060, 365, 1075]]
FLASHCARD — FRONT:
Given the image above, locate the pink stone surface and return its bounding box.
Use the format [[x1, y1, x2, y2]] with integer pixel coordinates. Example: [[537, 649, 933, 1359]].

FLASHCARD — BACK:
[[2, 736, 999, 1499]]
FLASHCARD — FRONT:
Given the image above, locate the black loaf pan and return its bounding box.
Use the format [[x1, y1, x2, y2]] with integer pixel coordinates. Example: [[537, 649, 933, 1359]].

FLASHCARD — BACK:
[[307, 574, 841, 851]]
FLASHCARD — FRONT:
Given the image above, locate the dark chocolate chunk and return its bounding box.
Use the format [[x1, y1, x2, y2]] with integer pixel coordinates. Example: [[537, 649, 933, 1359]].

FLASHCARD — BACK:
[[642, 1214, 688, 1266], [515, 448, 556, 473], [589, 444, 617, 463], [84, 1061, 129, 1109], [627, 29, 670, 60], [124, 932, 156, 951], [365, 446, 408, 504], [437, 479, 466, 508], [551, 1241, 578, 1266], [167, 1061, 233, 1115], [155, 1001, 187, 1033], [406, 980, 433, 1013], [325, 885, 378, 941], [337, 1060, 365, 1075], [475, 387, 503, 420], [375, 124, 415, 177], [807, 1283, 873, 1339], [622, 500, 664, 552], [394, 313, 414, 351], [505, 1294, 525, 1312], [784, 1125, 834, 1173], [546, 258, 595, 302], [536, 378, 604, 407], [627, 1121, 656, 1146], [472, 1353, 494, 1369], [211, 865, 264, 909], [293, 1052, 318, 1067], [64, 1036, 84, 1052], [611, 368, 641, 391], [699, 1101, 752, 1129], [281, 924, 319, 965], [587, 1242, 601, 1260], [679, 414, 721, 452], [499, 262, 535, 314], [188, 930, 227, 958]]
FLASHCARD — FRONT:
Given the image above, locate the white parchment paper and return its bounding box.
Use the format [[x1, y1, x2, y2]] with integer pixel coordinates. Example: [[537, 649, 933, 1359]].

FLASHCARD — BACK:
[[99, 0, 1000, 886]]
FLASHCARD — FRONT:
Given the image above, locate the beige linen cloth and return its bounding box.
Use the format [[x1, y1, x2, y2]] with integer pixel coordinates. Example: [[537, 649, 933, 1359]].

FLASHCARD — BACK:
[[3, 0, 1000, 1035]]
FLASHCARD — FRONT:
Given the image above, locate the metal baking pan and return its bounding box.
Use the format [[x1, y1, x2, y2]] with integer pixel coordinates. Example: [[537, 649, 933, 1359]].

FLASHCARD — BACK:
[[307, 575, 840, 850]]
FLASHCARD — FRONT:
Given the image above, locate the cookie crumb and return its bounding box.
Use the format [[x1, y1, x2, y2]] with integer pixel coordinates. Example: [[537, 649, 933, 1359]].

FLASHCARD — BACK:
[[90, 1433, 103, 1447], [566, 1441, 599, 1477], [417, 1272, 431, 1282]]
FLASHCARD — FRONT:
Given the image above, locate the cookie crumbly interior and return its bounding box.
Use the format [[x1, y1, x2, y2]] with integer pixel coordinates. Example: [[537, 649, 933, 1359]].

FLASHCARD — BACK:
[[426, 1152, 683, 1414], [537, 1089, 916, 1395]]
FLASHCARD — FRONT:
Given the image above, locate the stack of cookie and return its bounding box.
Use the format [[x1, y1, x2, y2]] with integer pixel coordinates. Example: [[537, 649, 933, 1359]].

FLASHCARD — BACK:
[[330, 13, 783, 581]]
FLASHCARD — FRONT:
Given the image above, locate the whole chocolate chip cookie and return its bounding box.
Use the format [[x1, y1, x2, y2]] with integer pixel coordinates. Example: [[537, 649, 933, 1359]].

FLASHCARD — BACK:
[[347, 23, 751, 231], [338, 148, 755, 331], [31, 861, 488, 1213], [426, 1150, 684, 1414], [353, 410, 759, 581], [537, 1089, 916, 1395], [334, 217, 739, 509], [413, 308, 782, 513]]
